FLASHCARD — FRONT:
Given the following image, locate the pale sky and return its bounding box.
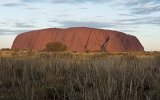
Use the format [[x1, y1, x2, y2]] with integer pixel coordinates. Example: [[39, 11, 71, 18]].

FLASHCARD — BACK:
[[0, 0, 160, 51]]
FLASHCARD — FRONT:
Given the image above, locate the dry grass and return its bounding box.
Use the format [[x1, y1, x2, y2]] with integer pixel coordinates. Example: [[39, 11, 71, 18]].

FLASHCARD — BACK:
[[0, 51, 160, 100]]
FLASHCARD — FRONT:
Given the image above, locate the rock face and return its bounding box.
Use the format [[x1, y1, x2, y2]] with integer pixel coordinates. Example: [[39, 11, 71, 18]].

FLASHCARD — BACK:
[[12, 27, 144, 52]]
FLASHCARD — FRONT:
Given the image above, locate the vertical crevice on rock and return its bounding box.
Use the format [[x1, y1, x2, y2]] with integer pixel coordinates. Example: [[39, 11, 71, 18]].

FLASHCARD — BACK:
[[85, 30, 92, 50], [71, 32, 77, 50], [77, 33, 84, 50], [101, 36, 110, 52], [55, 29, 59, 42]]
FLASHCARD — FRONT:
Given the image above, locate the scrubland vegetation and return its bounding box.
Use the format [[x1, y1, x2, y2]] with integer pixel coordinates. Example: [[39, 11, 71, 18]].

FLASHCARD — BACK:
[[45, 42, 67, 52], [0, 50, 160, 100]]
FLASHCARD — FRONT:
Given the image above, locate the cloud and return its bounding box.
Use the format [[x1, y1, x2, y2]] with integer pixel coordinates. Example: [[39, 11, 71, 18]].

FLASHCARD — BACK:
[[52, 0, 107, 3], [1, 3, 25, 7], [118, 14, 137, 17], [26, 7, 39, 10], [0, 29, 30, 35], [130, 3, 160, 14], [21, 0, 44, 3], [0, 22, 34, 35], [56, 16, 160, 29], [122, 0, 160, 14], [78, 7, 88, 10], [119, 29, 137, 33], [20, 0, 160, 15], [51, 15, 160, 29], [57, 20, 116, 28], [118, 16, 160, 26], [15, 22, 35, 28], [21, 0, 107, 3]]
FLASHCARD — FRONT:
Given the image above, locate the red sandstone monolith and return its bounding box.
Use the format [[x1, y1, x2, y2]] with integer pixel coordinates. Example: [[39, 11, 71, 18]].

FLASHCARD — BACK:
[[12, 27, 144, 52]]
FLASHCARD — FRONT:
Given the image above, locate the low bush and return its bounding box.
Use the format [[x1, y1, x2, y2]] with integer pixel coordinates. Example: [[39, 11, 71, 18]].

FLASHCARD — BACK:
[[45, 42, 67, 52], [0, 48, 11, 51]]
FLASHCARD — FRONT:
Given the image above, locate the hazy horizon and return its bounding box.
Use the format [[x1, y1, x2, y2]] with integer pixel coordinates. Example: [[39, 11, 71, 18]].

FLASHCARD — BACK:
[[0, 0, 160, 51]]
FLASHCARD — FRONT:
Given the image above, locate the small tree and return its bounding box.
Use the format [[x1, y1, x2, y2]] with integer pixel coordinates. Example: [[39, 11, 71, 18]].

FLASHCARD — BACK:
[[45, 42, 67, 52]]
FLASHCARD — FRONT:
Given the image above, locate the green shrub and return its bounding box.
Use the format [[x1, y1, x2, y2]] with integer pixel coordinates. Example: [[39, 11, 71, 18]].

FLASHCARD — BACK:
[[45, 42, 67, 52]]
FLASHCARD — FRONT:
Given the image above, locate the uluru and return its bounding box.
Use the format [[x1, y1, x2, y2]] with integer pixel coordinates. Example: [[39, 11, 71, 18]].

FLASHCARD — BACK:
[[12, 27, 144, 52]]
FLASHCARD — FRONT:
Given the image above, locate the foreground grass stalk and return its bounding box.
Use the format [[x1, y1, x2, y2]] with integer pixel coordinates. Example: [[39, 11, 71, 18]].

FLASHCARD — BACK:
[[0, 51, 160, 100]]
